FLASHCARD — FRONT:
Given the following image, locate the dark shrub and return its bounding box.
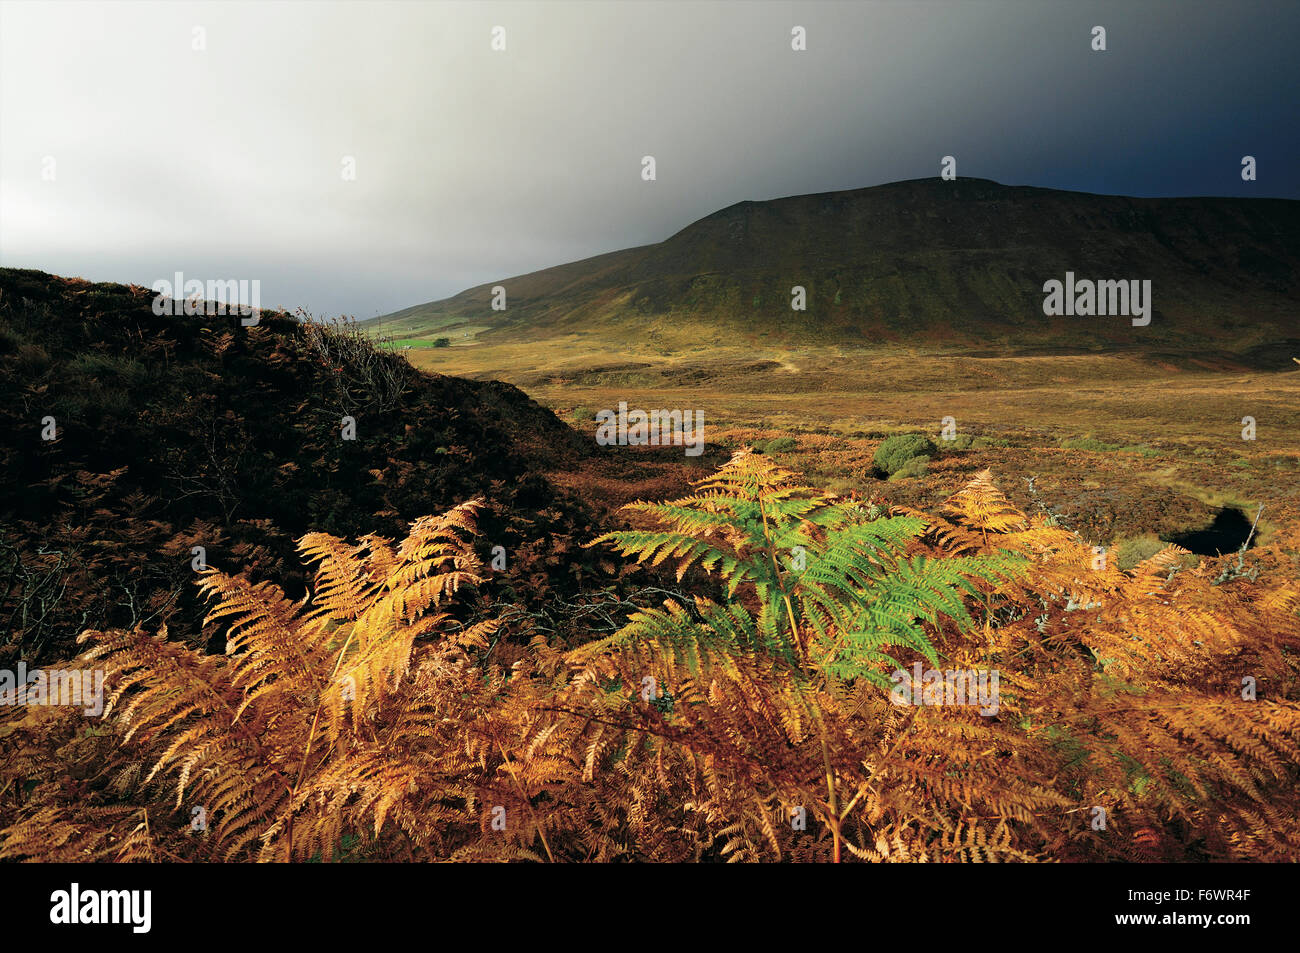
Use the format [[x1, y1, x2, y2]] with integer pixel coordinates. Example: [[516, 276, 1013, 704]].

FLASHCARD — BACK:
[[755, 436, 797, 454], [873, 433, 938, 475], [888, 454, 930, 481]]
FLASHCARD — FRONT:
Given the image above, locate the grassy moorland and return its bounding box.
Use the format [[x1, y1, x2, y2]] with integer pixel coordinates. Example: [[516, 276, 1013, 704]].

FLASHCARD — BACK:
[[407, 336, 1300, 561]]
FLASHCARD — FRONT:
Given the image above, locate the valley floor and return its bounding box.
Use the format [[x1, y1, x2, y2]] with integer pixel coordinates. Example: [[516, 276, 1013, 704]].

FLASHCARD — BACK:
[[408, 339, 1300, 570]]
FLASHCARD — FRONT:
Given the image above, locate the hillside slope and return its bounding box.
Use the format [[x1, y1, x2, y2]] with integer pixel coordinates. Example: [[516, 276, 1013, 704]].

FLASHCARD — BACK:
[[373, 178, 1300, 358], [0, 269, 600, 665]]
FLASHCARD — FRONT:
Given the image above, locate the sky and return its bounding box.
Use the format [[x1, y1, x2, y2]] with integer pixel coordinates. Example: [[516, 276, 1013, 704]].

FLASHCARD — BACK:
[[2, 0, 1297, 319]]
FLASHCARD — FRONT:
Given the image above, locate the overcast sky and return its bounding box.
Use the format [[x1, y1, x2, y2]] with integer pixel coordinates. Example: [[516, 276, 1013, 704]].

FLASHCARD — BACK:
[[2, 0, 1296, 319]]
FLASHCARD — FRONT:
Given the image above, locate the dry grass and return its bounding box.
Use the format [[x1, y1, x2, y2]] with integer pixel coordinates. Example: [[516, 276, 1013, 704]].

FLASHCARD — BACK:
[[406, 337, 1300, 562]]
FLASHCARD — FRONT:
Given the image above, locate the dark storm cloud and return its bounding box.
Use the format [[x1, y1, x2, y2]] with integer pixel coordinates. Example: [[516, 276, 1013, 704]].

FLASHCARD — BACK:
[[1, 0, 1295, 318]]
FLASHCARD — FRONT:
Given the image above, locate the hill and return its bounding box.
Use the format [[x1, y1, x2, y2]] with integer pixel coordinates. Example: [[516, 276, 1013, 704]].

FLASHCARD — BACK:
[[371, 178, 1300, 361], [0, 269, 605, 665]]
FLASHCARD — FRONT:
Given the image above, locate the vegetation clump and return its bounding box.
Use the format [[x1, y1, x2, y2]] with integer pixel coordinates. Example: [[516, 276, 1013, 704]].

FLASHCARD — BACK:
[[944, 434, 1009, 451], [874, 432, 937, 475], [888, 454, 930, 480], [753, 436, 798, 454], [1113, 534, 1168, 569]]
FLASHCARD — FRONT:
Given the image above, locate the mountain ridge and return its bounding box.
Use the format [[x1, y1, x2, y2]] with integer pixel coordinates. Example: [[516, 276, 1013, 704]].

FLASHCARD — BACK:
[[369, 177, 1300, 357]]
